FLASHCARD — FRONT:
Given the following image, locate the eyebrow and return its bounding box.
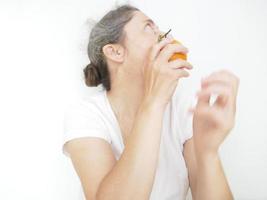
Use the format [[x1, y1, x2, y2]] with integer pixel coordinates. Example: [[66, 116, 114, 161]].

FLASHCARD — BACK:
[[144, 18, 155, 25]]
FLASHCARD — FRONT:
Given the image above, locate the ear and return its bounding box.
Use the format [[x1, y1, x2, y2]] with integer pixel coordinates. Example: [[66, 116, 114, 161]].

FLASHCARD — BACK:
[[102, 44, 125, 64]]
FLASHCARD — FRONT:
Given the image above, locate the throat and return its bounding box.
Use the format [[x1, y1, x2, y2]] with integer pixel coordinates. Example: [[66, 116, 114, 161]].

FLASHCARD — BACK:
[[106, 83, 144, 145], [114, 107, 137, 145]]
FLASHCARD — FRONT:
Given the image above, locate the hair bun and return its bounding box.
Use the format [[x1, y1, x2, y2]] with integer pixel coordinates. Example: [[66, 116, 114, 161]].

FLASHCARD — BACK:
[[83, 63, 102, 87]]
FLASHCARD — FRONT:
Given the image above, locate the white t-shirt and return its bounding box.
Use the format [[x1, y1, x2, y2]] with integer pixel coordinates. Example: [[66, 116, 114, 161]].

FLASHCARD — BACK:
[[62, 83, 195, 200]]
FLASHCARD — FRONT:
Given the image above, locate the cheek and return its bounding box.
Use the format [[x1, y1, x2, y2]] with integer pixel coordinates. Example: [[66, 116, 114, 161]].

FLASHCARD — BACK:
[[131, 38, 155, 60]]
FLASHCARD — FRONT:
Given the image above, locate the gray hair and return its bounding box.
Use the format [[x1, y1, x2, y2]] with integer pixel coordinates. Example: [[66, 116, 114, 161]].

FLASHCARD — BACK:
[[83, 4, 139, 91]]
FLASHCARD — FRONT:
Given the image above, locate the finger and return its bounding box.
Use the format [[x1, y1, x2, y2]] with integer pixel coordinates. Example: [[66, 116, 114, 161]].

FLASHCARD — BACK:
[[197, 92, 226, 107], [168, 59, 193, 70], [198, 85, 230, 107], [157, 43, 188, 62], [206, 70, 236, 82], [200, 79, 234, 102], [196, 91, 211, 106], [173, 68, 190, 79], [203, 70, 239, 96], [149, 37, 174, 61], [201, 79, 231, 89]]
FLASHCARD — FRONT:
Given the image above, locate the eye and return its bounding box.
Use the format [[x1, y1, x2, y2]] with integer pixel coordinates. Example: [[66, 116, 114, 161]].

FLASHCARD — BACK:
[[145, 22, 152, 28], [144, 22, 156, 34]]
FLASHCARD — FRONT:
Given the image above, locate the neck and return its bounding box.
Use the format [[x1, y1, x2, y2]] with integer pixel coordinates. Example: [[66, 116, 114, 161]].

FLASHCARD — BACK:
[[106, 72, 145, 121]]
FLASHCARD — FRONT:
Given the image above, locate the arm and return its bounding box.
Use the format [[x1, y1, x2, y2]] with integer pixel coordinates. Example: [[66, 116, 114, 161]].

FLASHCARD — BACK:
[[183, 138, 233, 200], [195, 151, 233, 200], [96, 101, 165, 200], [183, 70, 239, 200], [66, 101, 165, 200]]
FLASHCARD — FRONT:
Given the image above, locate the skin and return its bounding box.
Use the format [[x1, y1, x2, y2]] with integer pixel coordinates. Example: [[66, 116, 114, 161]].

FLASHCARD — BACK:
[[65, 10, 239, 200]]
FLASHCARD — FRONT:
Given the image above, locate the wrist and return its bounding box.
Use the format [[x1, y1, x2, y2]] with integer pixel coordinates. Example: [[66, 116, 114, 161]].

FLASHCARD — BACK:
[[140, 97, 167, 113], [195, 150, 220, 166]]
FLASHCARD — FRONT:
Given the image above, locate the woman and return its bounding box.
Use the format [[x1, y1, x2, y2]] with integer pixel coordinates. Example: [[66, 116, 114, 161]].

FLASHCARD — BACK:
[[63, 5, 239, 200]]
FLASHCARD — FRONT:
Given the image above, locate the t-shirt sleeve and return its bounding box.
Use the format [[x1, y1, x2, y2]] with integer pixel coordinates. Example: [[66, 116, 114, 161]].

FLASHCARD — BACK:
[[178, 93, 194, 145], [62, 100, 112, 157], [172, 82, 197, 149]]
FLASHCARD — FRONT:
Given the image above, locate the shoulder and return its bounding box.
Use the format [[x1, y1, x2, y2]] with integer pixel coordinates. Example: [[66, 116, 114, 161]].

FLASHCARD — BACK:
[[64, 89, 106, 118], [63, 91, 109, 135], [62, 90, 112, 156]]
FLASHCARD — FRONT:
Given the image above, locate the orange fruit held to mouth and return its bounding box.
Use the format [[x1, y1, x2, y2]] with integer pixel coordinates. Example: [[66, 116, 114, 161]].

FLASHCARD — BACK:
[[169, 40, 187, 61], [158, 29, 188, 61]]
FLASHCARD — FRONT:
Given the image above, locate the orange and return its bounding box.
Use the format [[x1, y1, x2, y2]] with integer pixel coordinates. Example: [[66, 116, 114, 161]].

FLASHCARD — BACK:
[[158, 29, 188, 61], [169, 40, 187, 61]]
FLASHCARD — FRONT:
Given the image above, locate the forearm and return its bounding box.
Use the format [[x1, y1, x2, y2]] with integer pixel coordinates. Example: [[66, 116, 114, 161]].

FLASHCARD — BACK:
[[189, 70, 239, 200], [195, 153, 233, 200], [96, 100, 165, 200]]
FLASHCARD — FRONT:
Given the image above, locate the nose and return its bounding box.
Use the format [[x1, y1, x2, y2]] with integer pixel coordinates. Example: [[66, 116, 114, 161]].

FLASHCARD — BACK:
[[157, 29, 173, 42], [158, 30, 165, 36], [155, 29, 165, 41]]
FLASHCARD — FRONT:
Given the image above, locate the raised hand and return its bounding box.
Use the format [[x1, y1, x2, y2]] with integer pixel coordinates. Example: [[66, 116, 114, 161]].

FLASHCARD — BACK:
[[190, 70, 239, 158]]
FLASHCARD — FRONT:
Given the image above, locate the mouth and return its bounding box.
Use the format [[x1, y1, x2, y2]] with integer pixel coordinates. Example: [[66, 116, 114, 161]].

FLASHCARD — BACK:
[[158, 29, 172, 42]]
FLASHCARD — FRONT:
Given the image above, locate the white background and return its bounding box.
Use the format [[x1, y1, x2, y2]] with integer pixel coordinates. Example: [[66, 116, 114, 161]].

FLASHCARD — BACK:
[[0, 0, 266, 199]]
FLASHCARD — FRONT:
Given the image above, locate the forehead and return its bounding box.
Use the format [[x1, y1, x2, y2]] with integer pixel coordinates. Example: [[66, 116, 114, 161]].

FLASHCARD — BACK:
[[131, 11, 151, 23], [125, 11, 154, 28]]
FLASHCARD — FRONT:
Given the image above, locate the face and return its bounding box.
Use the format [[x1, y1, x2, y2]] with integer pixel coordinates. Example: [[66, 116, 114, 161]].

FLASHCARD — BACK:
[[122, 11, 164, 73]]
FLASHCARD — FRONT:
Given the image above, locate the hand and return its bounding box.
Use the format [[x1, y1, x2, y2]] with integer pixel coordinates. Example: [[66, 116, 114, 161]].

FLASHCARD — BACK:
[[142, 37, 193, 109], [190, 70, 239, 158]]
